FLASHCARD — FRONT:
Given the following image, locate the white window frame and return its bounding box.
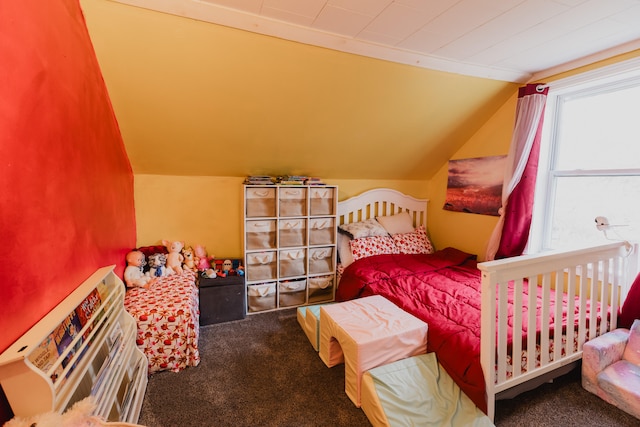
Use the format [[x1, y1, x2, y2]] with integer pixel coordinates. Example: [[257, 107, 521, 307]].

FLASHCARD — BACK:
[[529, 56, 640, 253]]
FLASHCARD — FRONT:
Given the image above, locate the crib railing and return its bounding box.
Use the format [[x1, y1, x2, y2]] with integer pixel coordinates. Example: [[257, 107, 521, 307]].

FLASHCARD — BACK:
[[477, 242, 636, 421]]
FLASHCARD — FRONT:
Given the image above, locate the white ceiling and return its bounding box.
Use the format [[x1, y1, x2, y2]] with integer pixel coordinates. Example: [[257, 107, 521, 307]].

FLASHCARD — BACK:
[[112, 0, 640, 83]]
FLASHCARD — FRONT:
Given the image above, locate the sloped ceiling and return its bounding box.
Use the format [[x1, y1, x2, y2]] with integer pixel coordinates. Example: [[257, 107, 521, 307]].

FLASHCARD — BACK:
[[106, 0, 640, 83], [80, 0, 638, 181]]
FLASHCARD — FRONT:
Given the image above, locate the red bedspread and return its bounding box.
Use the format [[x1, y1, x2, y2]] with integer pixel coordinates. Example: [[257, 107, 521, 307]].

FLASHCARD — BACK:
[[336, 247, 488, 410], [336, 247, 603, 412], [336, 248, 600, 412]]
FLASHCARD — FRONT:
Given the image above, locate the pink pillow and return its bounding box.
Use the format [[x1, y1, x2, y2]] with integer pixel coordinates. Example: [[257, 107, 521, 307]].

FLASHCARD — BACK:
[[623, 319, 640, 365], [392, 226, 434, 255], [349, 235, 399, 261]]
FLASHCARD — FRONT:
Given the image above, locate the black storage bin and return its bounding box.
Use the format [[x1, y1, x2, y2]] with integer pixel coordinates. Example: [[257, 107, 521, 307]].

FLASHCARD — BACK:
[[199, 275, 246, 325]]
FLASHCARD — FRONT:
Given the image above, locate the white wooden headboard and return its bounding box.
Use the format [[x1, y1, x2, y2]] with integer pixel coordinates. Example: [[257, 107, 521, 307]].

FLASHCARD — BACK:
[[337, 188, 428, 228]]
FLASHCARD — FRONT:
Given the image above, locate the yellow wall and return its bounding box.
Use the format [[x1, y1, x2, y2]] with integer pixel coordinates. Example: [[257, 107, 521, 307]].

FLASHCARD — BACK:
[[132, 51, 640, 260], [120, 1, 640, 261], [134, 176, 428, 257], [428, 93, 518, 258], [425, 48, 640, 259], [80, 0, 515, 181]]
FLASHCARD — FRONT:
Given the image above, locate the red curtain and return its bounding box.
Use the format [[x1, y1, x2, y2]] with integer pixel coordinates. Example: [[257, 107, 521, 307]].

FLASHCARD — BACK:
[[486, 84, 548, 260]]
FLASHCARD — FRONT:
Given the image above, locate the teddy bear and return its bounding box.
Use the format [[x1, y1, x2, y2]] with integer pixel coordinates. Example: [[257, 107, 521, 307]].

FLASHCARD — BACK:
[[162, 240, 184, 275], [147, 253, 173, 277], [3, 396, 145, 427], [123, 250, 156, 289], [181, 245, 198, 272]]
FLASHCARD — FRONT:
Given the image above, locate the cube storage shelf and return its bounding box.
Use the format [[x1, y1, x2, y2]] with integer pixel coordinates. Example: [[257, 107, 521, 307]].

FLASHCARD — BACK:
[[0, 266, 147, 423], [244, 185, 338, 313]]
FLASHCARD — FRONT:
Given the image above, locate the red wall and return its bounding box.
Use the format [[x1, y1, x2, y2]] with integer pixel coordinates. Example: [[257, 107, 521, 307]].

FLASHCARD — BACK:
[[0, 1, 136, 421]]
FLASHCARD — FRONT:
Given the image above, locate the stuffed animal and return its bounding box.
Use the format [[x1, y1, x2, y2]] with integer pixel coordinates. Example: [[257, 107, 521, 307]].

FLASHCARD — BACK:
[[193, 245, 218, 278], [4, 396, 145, 427], [123, 250, 156, 289], [162, 240, 184, 275], [193, 245, 213, 271], [148, 253, 173, 277], [181, 245, 197, 272]]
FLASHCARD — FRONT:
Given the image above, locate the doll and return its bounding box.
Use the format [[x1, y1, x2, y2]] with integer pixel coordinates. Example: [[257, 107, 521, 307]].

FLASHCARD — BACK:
[[124, 250, 156, 289]]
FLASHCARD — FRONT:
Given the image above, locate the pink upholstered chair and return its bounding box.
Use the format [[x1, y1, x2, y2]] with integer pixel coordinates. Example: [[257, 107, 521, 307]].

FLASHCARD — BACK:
[[582, 319, 640, 420]]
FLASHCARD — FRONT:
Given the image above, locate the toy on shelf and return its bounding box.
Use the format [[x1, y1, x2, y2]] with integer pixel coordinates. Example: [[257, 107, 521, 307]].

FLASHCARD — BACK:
[[222, 259, 233, 275], [194, 245, 218, 278], [163, 240, 185, 275], [124, 250, 156, 289], [213, 259, 227, 277], [213, 259, 244, 277], [194, 245, 213, 271]]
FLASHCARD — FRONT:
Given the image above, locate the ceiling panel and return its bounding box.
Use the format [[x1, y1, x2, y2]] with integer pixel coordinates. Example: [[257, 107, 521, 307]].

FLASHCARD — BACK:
[[109, 0, 640, 82]]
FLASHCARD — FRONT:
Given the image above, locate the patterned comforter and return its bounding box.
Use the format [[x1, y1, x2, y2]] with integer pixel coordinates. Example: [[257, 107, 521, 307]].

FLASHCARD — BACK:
[[124, 270, 200, 373]]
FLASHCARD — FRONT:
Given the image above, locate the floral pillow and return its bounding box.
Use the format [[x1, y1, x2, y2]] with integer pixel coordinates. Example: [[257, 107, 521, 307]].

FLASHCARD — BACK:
[[392, 225, 434, 255], [349, 235, 399, 261]]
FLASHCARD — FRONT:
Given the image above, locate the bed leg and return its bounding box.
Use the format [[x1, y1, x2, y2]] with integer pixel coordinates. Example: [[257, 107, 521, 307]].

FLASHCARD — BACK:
[[486, 394, 495, 422]]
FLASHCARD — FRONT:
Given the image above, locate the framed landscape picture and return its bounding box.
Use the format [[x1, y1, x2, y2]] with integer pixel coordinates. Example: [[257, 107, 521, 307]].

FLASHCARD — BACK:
[[443, 155, 506, 216]]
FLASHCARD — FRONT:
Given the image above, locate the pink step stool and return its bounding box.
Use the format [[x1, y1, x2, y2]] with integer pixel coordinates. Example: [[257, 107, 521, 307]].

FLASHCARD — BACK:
[[319, 295, 428, 407]]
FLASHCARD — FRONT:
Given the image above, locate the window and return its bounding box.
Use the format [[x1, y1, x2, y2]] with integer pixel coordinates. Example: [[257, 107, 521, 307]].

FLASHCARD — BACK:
[[530, 57, 640, 253]]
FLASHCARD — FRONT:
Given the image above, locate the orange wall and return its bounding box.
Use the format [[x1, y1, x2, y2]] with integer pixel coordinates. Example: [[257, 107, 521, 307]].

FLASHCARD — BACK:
[[0, 1, 136, 421]]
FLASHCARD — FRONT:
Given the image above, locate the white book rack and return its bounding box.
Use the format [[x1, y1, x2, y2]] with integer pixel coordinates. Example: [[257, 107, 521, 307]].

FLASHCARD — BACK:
[[0, 266, 147, 423]]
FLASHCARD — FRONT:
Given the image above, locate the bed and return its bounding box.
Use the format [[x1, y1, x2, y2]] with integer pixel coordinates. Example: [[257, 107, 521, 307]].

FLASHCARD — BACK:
[[124, 258, 200, 374], [334, 188, 637, 421]]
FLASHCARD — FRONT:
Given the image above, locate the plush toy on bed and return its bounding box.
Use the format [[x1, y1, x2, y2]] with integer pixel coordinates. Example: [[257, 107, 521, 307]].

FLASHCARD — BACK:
[[162, 240, 184, 275], [181, 245, 198, 272], [147, 252, 173, 277], [124, 250, 156, 289], [3, 396, 145, 427]]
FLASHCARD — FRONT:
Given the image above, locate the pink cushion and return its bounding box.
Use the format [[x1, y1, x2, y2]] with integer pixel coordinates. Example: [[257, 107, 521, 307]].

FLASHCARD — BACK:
[[597, 360, 640, 419], [319, 295, 428, 407], [623, 319, 640, 365]]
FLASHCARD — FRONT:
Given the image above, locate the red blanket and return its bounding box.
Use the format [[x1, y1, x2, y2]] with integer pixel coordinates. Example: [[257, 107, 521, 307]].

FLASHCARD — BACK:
[[336, 247, 601, 413], [336, 248, 489, 410], [336, 248, 600, 412]]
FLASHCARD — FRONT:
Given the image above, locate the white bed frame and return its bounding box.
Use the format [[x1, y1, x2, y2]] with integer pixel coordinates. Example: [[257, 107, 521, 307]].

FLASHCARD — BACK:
[[337, 188, 637, 421]]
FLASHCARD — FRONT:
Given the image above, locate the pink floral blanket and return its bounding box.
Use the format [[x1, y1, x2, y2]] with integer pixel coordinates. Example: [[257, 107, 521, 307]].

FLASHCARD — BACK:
[[124, 270, 200, 373]]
